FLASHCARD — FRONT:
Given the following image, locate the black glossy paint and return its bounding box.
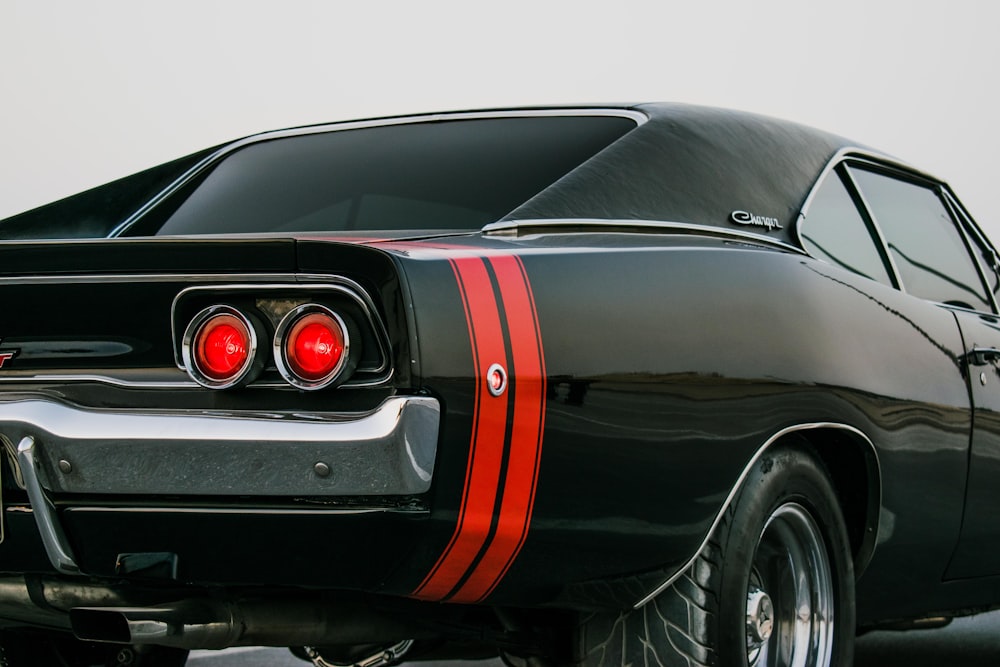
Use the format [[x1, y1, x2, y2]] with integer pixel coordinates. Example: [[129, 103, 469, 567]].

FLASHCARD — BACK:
[[380, 233, 977, 617], [944, 309, 1000, 580], [0, 105, 998, 637]]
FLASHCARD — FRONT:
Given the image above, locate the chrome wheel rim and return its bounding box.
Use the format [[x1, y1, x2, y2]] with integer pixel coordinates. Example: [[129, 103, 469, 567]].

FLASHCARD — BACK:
[[746, 502, 834, 667]]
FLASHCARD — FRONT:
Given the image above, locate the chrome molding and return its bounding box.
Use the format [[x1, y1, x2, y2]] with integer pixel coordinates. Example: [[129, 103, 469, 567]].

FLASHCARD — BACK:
[[65, 506, 419, 516], [109, 108, 648, 238], [838, 165, 906, 291], [633, 422, 881, 609], [796, 150, 999, 313], [0, 396, 439, 497], [181, 305, 261, 389], [0, 372, 196, 390], [171, 280, 392, 383], [16, 436, 81, 574], [273, 304, 352, 390], [940, 189, 1000, 315], [0, 272, 289, 390], [794, 146, 938, 246], [0, 276, 394, 391], [0, 272, 299, 286], [483, 218, 806, 254]]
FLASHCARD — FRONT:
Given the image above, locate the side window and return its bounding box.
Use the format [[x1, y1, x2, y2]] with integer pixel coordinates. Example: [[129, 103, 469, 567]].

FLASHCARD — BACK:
[[943, 192, 1000, 305], [849, 167, 992, 312], [800, 168, 894, 286]]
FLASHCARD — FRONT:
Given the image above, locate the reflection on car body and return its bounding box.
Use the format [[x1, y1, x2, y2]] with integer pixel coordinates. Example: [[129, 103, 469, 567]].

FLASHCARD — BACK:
[[0, 103, 997, 667]]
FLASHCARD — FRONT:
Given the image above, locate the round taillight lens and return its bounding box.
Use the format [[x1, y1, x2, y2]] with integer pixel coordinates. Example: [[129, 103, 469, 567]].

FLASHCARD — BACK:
[[197, 315, 250, 380], [275, 305, 353, 390], [182, 307, 259, 389], [286, 314, 345, 380]]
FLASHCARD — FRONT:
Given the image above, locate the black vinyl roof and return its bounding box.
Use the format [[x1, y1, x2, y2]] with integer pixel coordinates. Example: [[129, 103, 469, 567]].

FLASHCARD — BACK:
[[505, 102, 856, 247]]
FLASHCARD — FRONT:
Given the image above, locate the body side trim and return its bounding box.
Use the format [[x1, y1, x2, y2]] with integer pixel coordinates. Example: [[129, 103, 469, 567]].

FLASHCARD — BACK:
[[0, 272, 299, 285], [483, 219, 805, 254], [63, 507, 420, 516]]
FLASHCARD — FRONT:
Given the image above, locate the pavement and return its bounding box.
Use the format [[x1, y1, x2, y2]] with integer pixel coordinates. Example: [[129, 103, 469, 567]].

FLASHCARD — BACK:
[[186, 609, 1000, 665]]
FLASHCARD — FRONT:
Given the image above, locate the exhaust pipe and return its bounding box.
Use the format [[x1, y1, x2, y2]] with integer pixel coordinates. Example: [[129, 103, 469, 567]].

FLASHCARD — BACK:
[[0, 576, 430, 650], [0, 575, 156, 630], [70, 597, 429, 649]]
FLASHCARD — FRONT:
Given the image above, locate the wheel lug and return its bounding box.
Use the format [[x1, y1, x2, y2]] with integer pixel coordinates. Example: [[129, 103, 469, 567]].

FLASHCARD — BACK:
[[746, 586, 774, 644]]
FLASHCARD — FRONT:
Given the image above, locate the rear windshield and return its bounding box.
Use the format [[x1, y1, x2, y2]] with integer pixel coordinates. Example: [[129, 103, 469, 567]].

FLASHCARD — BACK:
[[121, 115, 636, 236]]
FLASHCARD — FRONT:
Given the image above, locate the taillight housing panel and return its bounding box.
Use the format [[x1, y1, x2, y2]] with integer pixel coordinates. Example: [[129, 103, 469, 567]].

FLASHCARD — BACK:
[[172, 282, 389, 391]]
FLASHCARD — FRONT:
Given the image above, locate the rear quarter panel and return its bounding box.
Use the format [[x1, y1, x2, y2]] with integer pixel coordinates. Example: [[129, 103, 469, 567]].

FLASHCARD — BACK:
[[385, 234, 972, 613]]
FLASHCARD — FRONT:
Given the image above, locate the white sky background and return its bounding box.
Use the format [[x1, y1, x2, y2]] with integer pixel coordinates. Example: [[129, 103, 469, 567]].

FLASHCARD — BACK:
[[2, 1, 999, 237]]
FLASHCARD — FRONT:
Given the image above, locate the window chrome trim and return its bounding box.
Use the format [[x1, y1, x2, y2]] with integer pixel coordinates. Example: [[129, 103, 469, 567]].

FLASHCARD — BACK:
[[942, 188, 1000, 262], [838, 165, 905, 291], [796, 149, 1000, 312], [108, 108, 648, 239], [483, 218, 805, 254], [634, 422, 881, 610], [847, 160, 995, 313], [941, 189, 1000, 314], [797, 146, 941, 232]]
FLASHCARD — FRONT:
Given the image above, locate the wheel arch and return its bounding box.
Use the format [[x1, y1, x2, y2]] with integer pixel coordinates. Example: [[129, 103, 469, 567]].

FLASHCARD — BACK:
[[633, 422, 881, 609], [793, 425, 881, 581]]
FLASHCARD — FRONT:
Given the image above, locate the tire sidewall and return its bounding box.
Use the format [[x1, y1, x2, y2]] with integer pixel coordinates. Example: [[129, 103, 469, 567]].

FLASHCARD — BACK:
[[716, 446, 856, 667]]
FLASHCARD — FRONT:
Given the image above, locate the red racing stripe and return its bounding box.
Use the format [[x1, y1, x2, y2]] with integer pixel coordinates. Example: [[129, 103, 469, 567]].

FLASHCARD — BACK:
[[448, 254, 547, 603], [412, 257, 510, 600]]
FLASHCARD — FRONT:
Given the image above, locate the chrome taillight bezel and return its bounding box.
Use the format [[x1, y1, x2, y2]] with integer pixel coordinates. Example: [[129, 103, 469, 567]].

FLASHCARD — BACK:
[[273, 303, 353, 391], [172, 282, 387, 390], [181, 305, 261, 389]]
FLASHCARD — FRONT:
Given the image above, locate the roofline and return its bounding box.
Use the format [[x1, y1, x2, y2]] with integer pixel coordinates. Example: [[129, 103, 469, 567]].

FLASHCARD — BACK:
[[108, 108, 649, 238]]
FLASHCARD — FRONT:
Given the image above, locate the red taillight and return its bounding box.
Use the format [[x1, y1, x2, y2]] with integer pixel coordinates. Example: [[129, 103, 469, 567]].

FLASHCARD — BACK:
[[182, 307, 260, 389], [275, 305, 354, 390], [286, 313, 345, 380], [198, 315, 250, 380]]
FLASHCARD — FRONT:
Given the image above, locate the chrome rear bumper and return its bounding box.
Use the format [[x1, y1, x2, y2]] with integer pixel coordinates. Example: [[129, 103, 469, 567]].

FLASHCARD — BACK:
[[1, 395, 440, 575], [1, 395, 439, 497]]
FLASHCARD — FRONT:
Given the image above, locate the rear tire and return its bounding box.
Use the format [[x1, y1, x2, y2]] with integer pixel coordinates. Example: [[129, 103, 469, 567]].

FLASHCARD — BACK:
[[574, 445, 855, 667]]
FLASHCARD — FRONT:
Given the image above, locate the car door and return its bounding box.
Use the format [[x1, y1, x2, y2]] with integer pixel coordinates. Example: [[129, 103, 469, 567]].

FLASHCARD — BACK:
[[839, 163, 1000, 579]]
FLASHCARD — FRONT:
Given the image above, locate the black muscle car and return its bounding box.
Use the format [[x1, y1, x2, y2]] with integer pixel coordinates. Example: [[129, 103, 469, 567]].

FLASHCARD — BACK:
[[0, 103, 996, 667]]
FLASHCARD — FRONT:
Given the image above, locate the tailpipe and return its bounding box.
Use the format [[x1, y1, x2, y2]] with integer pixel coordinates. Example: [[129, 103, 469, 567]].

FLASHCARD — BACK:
[[70, 598, 426, 650]]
